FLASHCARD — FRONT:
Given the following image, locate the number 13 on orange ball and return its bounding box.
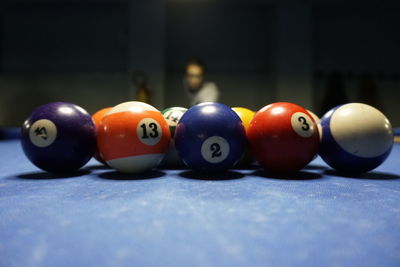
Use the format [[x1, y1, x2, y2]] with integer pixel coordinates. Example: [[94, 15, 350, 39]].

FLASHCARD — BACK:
[[97, 101, 171, 173]]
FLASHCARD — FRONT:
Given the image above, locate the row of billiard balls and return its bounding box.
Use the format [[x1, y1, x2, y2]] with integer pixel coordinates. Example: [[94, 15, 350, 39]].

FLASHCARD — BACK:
[[21, 101, 394, 174]]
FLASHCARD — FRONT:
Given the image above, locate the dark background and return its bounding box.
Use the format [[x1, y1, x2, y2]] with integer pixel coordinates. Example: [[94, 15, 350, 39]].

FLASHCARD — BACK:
[[0, 0, 399, 126]]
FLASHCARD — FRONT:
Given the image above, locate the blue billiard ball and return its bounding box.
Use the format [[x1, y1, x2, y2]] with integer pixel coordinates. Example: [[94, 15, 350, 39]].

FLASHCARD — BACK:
[[319, 103, 393, 173], [175, 102, 246, 172], [21, 102, 96, 173]]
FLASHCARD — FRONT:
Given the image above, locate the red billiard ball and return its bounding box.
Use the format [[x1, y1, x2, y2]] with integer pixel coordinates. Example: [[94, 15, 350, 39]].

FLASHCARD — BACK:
[[248, 102, 320, 173], [97, 101, 171, 173], [92, 107, 112, 164]]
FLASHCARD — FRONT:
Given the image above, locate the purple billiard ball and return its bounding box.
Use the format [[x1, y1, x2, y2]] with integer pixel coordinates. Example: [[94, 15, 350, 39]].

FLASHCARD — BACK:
[[21, 102, 96, 173]]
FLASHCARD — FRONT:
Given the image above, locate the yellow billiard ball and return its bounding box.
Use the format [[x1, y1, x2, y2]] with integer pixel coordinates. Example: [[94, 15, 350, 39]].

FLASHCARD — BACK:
[[232, 107, 256, 166], [232, 107, 255, 131]]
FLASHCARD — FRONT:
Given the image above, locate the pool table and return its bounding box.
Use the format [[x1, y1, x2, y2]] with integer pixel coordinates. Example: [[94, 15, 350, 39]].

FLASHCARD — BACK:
[[0, 133, 399, 267]]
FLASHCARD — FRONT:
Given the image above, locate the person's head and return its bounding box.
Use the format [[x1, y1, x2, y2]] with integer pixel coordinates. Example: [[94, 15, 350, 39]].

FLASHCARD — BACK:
[[185, 59, 206, 91]]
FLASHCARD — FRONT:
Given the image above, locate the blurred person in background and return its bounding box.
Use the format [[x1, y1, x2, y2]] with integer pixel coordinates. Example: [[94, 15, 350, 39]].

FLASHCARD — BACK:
[[184, 59, 219, 106]]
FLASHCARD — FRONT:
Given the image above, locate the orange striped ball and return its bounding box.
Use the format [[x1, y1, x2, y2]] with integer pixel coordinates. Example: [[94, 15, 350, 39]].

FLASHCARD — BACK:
[[97, 101, 171, 173]]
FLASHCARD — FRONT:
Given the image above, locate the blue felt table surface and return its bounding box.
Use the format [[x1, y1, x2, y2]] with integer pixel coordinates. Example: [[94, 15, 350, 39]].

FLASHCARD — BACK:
[[0, 140, 399, 267]]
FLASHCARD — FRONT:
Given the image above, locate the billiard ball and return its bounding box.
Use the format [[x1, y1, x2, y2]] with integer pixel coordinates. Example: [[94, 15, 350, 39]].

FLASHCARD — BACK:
[[97, 101, 171, 173], [306, 109, 320, 124], [306, 109, 322, 141], [161, 107, 188, 166], [175, 102, 246, 171], [92, 107, 112, 164], [232, 107, 255, 130], [232, 107, 255, 166], [247, 102, 320, 173], [21, 102, 96, 173], [395, 129, 400, 143], [319, 103, 393, 173], [306, 109, 322, 161]]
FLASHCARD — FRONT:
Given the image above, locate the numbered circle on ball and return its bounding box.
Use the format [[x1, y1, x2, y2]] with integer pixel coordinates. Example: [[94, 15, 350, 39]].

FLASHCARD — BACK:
[[29, 119, 57, 147], [201, 136, 230, 163], [163, 110, 185, 127], [291, 112, 315, 138], [137, 118, 162, 146]]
